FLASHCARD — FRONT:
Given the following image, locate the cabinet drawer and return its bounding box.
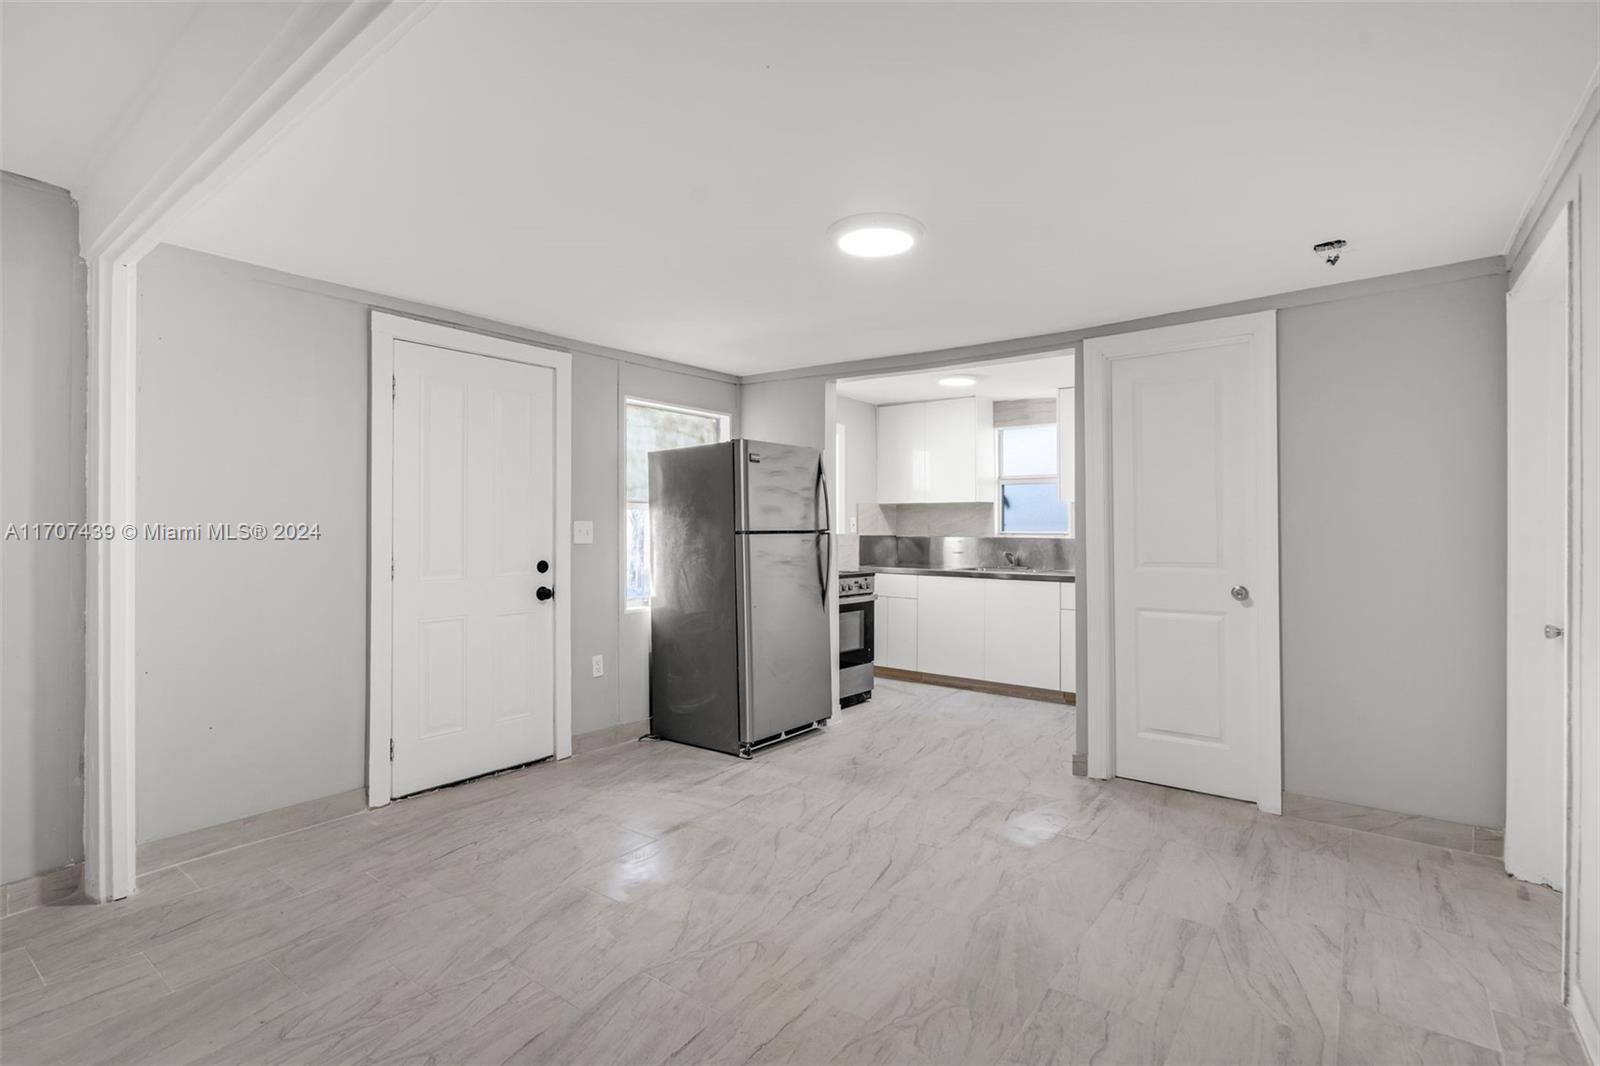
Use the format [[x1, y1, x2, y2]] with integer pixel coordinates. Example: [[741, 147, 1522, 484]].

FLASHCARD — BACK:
[[875, 573, 918, 599]]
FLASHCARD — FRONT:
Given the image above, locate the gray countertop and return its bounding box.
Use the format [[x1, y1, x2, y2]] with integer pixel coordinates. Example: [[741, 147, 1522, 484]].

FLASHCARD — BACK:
[[863, 564, 1075, 583]]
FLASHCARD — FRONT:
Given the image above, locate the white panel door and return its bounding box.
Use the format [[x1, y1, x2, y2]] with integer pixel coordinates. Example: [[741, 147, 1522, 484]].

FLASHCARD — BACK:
[[876, 403, 926, 503], [917, 576, 986, 679], [1101, 314, 1278, 803], [876, 595, 918, 671], [984, 580, 1060, 689], [924, 398, 976, 502], [391, 340, 556, 795], [1505, 209, 1570, 888]]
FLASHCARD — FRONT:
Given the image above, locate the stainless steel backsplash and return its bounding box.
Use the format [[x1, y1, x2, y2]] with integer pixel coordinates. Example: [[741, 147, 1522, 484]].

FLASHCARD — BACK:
[[859, 535, 1076, 572]]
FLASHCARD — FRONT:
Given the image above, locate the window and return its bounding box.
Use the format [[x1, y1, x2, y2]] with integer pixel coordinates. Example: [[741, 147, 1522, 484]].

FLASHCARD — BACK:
[[625, 400, 728, 607], [998, 423, 1071, 534]]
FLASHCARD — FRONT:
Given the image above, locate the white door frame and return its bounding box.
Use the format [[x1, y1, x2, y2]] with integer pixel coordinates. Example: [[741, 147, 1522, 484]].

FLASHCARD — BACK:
[[368, 312, 573, 807], [1506, 204, 1574, 888], [79, 0, 433, 901], [1082, 310, 1282, 813]]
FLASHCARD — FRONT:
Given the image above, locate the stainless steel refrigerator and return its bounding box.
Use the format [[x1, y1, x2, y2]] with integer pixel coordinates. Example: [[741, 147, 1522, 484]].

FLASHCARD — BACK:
[[648, 439, 832, 756]]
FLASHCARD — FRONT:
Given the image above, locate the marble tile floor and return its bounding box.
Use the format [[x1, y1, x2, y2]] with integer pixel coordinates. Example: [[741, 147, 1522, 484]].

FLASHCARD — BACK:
[[0, 679, 1582, 1065]]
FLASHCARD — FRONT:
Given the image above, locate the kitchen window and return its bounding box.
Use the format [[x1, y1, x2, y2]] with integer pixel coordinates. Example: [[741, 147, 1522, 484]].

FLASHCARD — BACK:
[[997, 423, 1071, 535], [625, 399, 730, 608]]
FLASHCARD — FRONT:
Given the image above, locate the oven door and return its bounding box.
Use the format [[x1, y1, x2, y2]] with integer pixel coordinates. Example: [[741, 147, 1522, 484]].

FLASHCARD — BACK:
[[839, 597, 874, 668]]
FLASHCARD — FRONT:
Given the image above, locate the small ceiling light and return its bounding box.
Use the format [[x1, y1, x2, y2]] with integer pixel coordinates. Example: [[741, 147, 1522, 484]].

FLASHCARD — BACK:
[[829, 213, 924, 258], [938, 375, 978, 388], [1313, 238, 1348, 266]]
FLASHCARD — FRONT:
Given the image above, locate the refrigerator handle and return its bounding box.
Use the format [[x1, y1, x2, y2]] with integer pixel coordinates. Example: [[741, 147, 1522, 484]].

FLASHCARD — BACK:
[[815, 457, 832, 533], [816, 531, 831, 606]]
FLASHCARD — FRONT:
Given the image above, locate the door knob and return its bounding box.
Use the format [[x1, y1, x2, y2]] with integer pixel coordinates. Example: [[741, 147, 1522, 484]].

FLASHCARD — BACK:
[[1230, 585, 1250, 602], [536, 586, 554, 602], [1546, 624, 1564, 639]]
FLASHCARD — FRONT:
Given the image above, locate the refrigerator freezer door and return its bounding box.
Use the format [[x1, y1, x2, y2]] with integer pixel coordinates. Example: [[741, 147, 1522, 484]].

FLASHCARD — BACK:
[[738, 440, 826, 533], [648, 442, 742, 755], [739, 532, 833, 743]]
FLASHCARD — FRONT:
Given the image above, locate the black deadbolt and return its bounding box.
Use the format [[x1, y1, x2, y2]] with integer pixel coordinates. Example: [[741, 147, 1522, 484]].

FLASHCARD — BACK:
[[536, 560, 549, 573], [536, 586, 554, 602]]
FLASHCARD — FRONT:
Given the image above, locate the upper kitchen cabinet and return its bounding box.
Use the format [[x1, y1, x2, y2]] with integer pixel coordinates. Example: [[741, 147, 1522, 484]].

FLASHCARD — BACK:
[[875, 397, 995, 503]]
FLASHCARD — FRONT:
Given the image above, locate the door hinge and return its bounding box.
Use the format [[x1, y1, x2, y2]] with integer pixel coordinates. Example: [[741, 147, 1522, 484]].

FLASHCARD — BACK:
[[389, 738, 395, 761], [391, 559, 395, 581], [392, 374, 397, 400]]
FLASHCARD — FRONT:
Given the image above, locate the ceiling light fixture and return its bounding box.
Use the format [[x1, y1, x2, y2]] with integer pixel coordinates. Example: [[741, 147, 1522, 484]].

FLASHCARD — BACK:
[[829, 213, 924, 258], [938, 375, 978, 388]]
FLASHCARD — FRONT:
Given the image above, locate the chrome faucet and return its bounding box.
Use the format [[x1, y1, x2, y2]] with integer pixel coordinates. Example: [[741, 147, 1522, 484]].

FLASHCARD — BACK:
[[1003, 551, 1022, 568]]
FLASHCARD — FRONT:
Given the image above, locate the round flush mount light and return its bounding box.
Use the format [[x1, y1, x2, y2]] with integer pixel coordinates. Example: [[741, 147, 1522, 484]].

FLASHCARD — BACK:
[[938, 375, 978, 388], [829, 213, 924, 258]]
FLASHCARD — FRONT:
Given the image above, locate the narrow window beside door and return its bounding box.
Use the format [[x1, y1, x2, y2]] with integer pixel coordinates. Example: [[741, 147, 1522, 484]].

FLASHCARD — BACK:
[[624, 400, 729, 607]]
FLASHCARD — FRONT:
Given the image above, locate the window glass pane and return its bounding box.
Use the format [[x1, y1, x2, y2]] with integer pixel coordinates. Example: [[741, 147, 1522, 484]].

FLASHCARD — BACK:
[[1000, 424, 1057, 478], [626, 403, 722, 501], [1001, 481, 1070, 533], [626, 503, 650, 603], [625, 402, 724, 604]]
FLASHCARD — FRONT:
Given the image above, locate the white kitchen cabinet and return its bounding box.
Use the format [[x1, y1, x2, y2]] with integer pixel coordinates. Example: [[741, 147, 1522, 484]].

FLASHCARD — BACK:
[[1060, 609, 1077, 694], [876, 591, 919, 671], [875, 403, 926, 504], [983, 580, 1061, 690], [875, 398, 994, 504], [916, 576, 986, 679]]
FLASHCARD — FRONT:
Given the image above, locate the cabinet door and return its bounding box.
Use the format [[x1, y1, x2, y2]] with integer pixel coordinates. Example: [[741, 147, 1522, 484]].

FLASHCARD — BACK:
[[983, 580, 1061, 690], [876, 403, 926, 503], [924, 398, 976, 502], [876, 596, 919, 671], [917, 576, 986, 679], [1060, 608, 1077, 694]]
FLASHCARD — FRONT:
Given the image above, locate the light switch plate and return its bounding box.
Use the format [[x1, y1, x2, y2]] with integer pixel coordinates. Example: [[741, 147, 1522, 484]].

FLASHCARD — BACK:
[[591, 655, 604, 677], [573, 520, 594, 544], [849, 515, 857, 533]]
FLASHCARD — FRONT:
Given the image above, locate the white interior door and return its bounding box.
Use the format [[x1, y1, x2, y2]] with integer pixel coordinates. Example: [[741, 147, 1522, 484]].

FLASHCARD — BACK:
[[1087, 312, 1279, 807], [1506, 208, 1570, 888], [391, 339, 556, 796]]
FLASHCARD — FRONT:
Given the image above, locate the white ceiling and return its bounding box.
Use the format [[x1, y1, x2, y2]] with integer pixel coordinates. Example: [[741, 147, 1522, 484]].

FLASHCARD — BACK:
[[838, 352, 1074, 406], [12, 3, 1597, 377], [0, 1, 206, 191]]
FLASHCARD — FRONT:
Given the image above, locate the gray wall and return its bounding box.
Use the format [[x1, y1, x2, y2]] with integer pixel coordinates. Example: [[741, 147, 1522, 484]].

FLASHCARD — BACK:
[[834, 395, 877, 533], [1278, 272, 1507, 826], [1, 174, 88, 883], [134, 245, 738, 843], [749, 263, 1511, 827]]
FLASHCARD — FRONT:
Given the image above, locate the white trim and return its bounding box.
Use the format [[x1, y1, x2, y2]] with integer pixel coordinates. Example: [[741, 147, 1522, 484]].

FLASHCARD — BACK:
[[1082, 311, 1282, 813], [80, 0, 430, 902], [82, 257, 140, 902], [367, 312, 574, 808]]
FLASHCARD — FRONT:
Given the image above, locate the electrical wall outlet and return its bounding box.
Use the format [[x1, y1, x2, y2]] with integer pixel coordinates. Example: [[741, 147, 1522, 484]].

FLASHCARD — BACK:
[[573, 520, 594, 544], [849, 515, 857, 533], [591, 654, 604, 677]]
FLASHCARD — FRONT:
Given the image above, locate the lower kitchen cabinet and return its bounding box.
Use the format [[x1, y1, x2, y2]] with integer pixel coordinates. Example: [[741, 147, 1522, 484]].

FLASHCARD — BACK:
[[983, 580, 1061, 690], [1060, 608, 1077, 694], [876, 594, 919, 671], [917, 576, 986, 679]]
